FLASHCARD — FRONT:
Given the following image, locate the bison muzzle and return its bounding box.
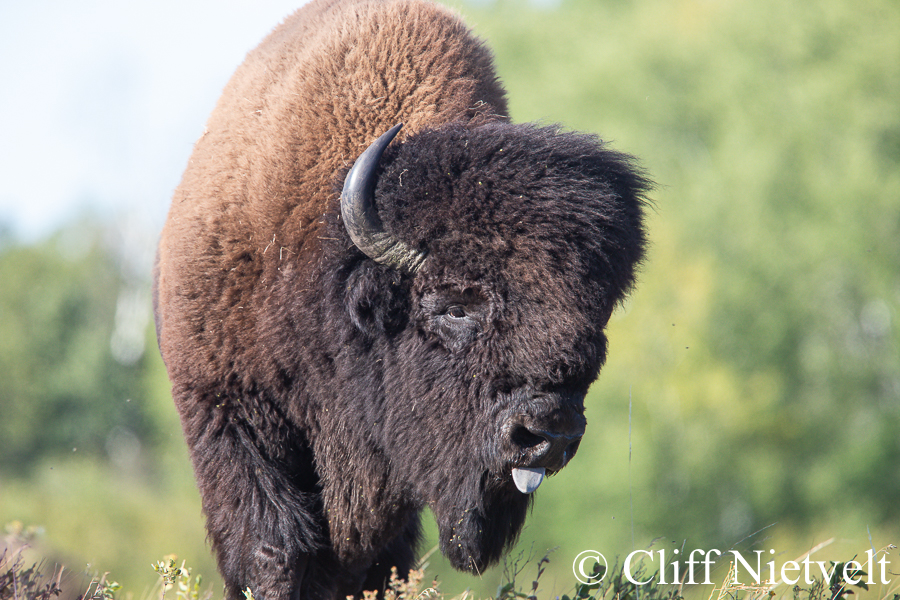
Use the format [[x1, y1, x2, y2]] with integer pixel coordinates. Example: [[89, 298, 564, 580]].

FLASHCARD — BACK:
[[153, 0, 651, 599]]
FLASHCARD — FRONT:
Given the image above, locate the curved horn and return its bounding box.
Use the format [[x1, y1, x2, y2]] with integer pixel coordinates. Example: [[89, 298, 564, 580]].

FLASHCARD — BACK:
[[340, 123, 427, 274]]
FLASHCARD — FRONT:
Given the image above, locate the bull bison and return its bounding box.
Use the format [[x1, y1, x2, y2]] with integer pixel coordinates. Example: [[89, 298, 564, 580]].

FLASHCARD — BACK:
[[153, 0, 650, 598]]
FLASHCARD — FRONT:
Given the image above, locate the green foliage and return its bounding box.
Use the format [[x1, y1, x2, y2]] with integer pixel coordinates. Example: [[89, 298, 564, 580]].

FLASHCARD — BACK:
[[357, 566, 438, 600], [80, 575, 122, 600], [6, 545, 896, 600], [806, 559, 868, 600], [153, 556, 210, 600], [566, 561, 685, 600], [0, 218, 160, 475], [492, 549, 553, 600], [0, 552, 62, 600]]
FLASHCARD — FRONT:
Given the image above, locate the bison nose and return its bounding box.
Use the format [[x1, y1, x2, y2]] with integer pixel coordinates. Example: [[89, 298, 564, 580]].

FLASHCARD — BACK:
[[505, 419, 584, 494], [510, 423, 584, 470]]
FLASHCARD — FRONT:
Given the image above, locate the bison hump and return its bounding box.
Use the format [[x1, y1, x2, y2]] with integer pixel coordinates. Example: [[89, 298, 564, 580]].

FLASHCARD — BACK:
[[156, 0, 507, 384]]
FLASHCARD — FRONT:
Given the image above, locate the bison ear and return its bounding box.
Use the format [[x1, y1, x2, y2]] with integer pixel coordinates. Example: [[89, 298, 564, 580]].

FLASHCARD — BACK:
[[344, 263, 409, 336]]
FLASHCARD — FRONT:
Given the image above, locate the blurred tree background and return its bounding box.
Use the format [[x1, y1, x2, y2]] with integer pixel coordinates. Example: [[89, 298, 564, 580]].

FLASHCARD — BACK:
[[1, 0, 897, 597]]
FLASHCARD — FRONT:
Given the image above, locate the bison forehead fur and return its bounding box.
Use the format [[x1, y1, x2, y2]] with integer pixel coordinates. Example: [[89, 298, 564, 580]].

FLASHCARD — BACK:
[[153, 0, 650, 599]]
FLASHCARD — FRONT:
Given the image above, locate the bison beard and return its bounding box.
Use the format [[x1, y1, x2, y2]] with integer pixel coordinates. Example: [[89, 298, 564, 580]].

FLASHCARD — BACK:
[[153, 1, 651, 599]]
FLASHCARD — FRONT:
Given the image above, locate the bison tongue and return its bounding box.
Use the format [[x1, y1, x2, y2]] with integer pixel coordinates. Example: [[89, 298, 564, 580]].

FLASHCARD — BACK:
[[511, 467, 545, 494]]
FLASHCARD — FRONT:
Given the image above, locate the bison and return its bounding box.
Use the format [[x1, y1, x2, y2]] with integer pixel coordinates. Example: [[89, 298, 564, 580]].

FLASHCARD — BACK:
[[153, 0, 650, 598]]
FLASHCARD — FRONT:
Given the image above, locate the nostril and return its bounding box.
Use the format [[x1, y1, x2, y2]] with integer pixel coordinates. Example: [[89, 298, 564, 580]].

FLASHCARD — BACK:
[[510, 425, 547, 450]]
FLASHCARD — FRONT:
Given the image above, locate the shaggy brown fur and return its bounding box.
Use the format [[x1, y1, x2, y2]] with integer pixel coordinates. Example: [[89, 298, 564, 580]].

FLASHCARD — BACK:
[[154, 1, 650, 599]]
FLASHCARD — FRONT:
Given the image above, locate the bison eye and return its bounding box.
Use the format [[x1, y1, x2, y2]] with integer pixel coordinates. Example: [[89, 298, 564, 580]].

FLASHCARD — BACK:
[[420, 292, 485, 351], [446, 305, 467, 319]]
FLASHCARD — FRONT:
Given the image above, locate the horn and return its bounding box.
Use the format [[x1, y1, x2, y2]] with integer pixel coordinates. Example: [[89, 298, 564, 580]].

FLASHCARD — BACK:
[[340, 123, 427, 274]]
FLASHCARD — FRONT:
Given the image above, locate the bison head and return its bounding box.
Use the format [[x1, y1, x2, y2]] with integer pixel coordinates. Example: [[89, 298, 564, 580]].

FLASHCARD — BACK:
[[322, 121, 649, 573]]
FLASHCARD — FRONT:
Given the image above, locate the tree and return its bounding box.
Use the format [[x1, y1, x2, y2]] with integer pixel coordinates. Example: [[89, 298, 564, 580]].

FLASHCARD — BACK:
[[0, 218, 159, 474]]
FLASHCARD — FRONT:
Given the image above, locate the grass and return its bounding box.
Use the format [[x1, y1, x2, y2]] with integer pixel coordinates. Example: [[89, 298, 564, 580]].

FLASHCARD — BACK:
[[3, 524, 898, 600]]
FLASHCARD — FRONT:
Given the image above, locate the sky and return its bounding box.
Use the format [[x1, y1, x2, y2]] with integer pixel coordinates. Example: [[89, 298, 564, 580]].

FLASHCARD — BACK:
[[0, 0, 307, 241]]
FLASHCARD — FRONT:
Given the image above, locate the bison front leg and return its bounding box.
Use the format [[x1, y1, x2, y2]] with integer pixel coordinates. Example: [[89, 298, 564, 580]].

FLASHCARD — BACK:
[[176, 388, 321, 600], [356, 513, 421, 595]]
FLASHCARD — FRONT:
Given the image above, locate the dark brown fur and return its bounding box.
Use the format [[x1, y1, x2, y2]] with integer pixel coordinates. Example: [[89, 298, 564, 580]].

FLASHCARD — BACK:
[[154, 1, 650, 599]]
